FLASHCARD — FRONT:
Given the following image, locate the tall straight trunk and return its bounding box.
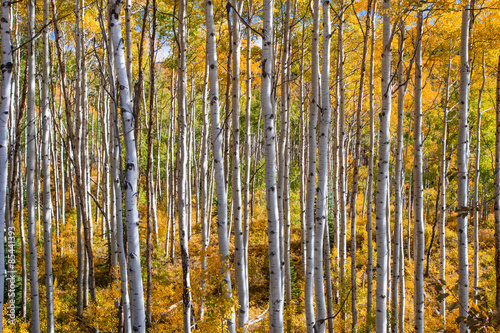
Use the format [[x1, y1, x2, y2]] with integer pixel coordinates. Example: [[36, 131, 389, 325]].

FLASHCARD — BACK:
[[495, 54, 500, 326], [457, 3, 471, 332], [312, 1, 331, 332], [109, 1, 146, 331], [305, 0, 320, 330], [366, 2, 377, 327], [243, 2, 252, 321], [146, 0, 156, 327], [176, 0, 194, 330], [392, 18, 406, 333], [0, 0, 13, 328], [439, 51, 452, 326], [376, 0, 392, 330], [230, 1, 249, 330], [473, 53, 486, 303], [262, 0, 283, 329], [414, 12, 425, 332], [299, 20, 307, 280], [337, 2, 347, 318], [204, 1, 236, 332], [278, 0, 291, 326], [200, 58, 209, 322], [351, 2, 372, 330], [42, 0, 54, 330], [27, 0, 40, 330]]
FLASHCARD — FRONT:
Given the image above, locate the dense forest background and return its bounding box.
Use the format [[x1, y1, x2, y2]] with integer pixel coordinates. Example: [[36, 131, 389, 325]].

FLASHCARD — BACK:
[[2, 0, 500, 332]]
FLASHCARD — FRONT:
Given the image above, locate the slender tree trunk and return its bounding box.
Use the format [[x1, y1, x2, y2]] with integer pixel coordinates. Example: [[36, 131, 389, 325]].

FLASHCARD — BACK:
[[305, 0, 320, 330], [337, 2, 347, 322], [376, 0, 392, 330], [109, 1, 146, 331], [457, 3, 471, 332], [204, 0, 236, 331], [414, 11, 425, 333], [146, 0, 156, 328], [439, 50, 452, 326], [27, 0, 40, 329], [243, 4, 253, 327], [495, 54, 500, 327], [392, 18, 406, 333], [473, 52, 486, 303], [366, 2, 377, 328], [200, 58, 209, 322], [262, 0, 283, 329], [351, 2, 372, 330], [312, 1, 331, 331], [42, 0, 54, 330], [230, 1, 249, 330], [0, 0, 13, 329]]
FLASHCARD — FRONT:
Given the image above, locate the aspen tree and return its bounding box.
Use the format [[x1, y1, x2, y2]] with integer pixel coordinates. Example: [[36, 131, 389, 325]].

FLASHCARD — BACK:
[[262, 0, 283, 329], [414, 11, 425, 332], [457, 3, 471, 331], [27, 0, 40, 330], [243, 1, 253, 316], [200, 58, 209, 322], [176, 0, 194, 329], [109, 1, 146, 331], [146, 0, 156, 327], [42, 0, 54, 330], [439, 51, 452, 325], [392, 18, 406, 333], [305, 0, 320, 330], [338, 1, 347, 316], [231, 1, 249, 329], [350, 1, 372, 329], [473, 53, 486, 303], [312, 0, 331, 331], [366, 2, 377, 327], [376, 0, 391, 330], [495, 54, 500, 326], [205, 0, 236, 331], [0, 0, 13, 329]]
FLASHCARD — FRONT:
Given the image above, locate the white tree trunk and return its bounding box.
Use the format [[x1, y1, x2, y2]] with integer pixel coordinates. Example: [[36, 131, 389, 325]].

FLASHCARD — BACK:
[[176, 0, 194, 330], [262, 0, 283, 329], [439, 52, 452, 326], [366, 2, 377, 326], [109, 1, 146, 331], [337, 3, 347, 319], [473, 53, 486, 303], [375, 0, 391, 330], [204, 0, 236, 331], [414, 11, 425, 333], [305, 0, 320, 330], [0, 0, 13, 329], [231, 2, 249, 329], [457, 3, 471, 332], [42, 0, 54, 330], [392, 18, 406, 333], [351, 2, 372, 330], [495, 54, 500, 326], [313, 1, 331, 332], [27, 0, 40, 330]]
